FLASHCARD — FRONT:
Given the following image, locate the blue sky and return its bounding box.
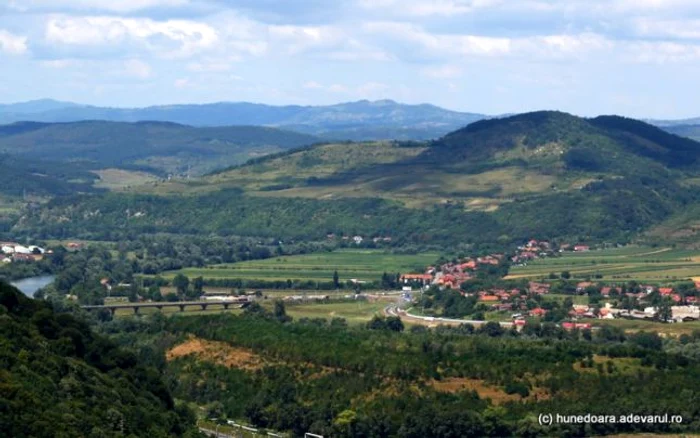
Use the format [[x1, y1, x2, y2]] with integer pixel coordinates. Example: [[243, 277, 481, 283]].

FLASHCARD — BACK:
[[1, 0, 700, 118]]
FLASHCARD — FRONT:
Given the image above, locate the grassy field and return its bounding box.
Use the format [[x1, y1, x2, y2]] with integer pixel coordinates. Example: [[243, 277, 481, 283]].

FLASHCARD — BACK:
[[92, 168, 158, 191], [507, 246, 700, 283], [161, 249, 439, 283], [273, 300, 387, 325], [113, 298, 386, 324]]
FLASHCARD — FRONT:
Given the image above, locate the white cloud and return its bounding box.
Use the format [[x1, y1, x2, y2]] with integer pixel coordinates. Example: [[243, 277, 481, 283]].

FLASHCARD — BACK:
[[174, 78, 189, 88], [633, 18, 700, 39], [0, 29, 28, 55], [123, 59, 152, 78], [357, 0, 503, 17], [624, 41, 700, 63], [421, 65, 463, 78], [45, 15, 219, 57], [364, 22, 512, 57], [7, 0, 189, 13]]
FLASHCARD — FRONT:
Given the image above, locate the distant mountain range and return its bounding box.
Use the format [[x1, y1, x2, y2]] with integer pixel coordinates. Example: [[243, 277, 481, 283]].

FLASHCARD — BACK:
[[0, 99, 487, 141]]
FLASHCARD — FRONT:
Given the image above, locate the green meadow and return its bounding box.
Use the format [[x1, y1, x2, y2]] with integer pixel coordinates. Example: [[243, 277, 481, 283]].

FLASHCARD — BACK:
[[161, 249, 439, 283], [508, 246, 700, 283]]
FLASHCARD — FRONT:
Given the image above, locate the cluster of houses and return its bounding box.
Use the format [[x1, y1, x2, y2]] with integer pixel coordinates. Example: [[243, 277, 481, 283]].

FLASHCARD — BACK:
[[573, 302, 700, 323], [511, 240, 554, 265], [473, 280, 700, 323], [1, 242, 49, 264], [399, 254, 504, 290], [511, 239, 591, 266], [575, 282, 699, 305]]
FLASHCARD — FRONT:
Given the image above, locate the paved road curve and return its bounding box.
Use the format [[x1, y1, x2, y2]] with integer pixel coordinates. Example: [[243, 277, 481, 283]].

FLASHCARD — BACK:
[[384, 303, 514, 328]]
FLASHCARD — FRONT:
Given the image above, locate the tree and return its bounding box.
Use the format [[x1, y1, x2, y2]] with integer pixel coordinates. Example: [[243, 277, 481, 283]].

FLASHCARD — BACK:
[[193, 276, 204, 296], [658, 298, 672, 322], [173, 274, 189, 299], [273, 300, 292, 323], [386, 316, 404, 332], [367, 315, 387, 330], [561, 271, 571, 279], [479, 321, 505, 337], [333, 270, 340, 288]]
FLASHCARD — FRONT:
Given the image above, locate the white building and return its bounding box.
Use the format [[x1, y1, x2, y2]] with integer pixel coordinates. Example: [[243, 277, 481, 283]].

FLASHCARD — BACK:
[[13, 245, 31, 255], [28, 246, 45, 254], [1, 245, 14, 254], [672, 305, 700, 321]]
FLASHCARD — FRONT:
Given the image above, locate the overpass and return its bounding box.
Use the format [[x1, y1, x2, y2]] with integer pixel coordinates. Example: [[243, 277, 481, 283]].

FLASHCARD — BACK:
[[82, 300, 245, 315]]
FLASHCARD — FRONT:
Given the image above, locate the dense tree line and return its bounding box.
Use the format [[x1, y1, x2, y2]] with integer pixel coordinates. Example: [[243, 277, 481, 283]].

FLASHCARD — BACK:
[[97, 310, 700, 438], [0, 282, 199, 437]]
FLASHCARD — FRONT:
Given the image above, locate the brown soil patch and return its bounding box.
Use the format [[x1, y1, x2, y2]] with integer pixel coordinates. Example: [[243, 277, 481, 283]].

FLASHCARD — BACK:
[[430, 378, 549, 404], [167, 337, 267, 370]]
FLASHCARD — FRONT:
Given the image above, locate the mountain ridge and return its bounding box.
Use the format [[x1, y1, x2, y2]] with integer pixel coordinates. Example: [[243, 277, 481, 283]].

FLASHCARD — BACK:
[[0, 99, 488, 141]]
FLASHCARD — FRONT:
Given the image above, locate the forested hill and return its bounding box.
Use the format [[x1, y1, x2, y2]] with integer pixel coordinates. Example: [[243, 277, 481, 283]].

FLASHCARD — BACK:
[[14, 111, 700, 248], [0, 154, 99, 197], [0, 281, 199, 437], [0, 120, 320, 175], [430, 111, 700, 170]]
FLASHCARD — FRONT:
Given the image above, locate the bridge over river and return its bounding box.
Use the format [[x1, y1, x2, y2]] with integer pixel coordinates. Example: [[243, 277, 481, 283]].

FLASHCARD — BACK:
[[82, 301, 245, 315]]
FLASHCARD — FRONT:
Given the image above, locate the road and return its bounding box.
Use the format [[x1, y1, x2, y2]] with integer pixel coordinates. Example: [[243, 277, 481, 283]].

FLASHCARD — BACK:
[[200, 427, 236, 438], [384, 303, 514, 328]]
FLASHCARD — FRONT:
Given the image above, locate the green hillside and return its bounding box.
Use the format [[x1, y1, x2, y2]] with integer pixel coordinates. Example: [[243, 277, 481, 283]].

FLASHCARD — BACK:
[[10, 111, 700, 247], [194, 111, 696, 210], [0, 121, 320, 175], [0, 282, 198, 437], [0, 154, 99, 197]]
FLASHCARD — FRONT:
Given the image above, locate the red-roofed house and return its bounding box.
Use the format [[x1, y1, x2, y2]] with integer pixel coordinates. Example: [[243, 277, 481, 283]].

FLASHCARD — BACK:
[[530, 307, 548, 317], [576, 282, 594, 292], [659, 287, 674, 296]]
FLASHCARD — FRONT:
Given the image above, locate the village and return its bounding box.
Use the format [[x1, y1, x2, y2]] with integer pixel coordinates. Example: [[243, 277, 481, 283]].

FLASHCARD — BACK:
[[399, 239, 700, 326]]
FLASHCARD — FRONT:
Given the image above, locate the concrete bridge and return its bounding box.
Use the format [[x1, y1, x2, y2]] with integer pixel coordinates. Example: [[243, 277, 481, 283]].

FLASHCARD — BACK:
[[81, 300, 245, 315]]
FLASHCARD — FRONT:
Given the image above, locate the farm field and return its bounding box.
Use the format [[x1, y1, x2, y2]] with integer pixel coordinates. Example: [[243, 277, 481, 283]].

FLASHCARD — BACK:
[[507, 246, 700, 283], [161, 249, 439, 283]]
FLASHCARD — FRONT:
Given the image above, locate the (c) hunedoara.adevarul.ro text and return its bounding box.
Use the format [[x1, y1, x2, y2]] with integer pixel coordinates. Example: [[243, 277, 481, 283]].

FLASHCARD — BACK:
[[538, 413, 683, 426]]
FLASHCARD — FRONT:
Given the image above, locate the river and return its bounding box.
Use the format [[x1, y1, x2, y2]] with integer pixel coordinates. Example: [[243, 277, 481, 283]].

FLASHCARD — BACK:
[[11, 275, 55, 297]]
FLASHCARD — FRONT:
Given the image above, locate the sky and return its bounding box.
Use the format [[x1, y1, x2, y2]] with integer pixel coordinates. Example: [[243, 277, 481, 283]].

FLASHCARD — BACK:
[[1, 0, 700, 118]]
